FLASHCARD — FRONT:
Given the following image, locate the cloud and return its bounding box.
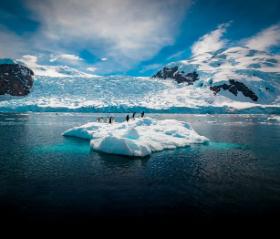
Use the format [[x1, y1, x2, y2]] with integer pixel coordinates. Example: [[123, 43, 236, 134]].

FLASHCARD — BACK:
[[18, 55, 66, 77], [50, 54, 83, 63], [25, 0, 191, 70], [18, 55, 96, 78], [190, 23, 280, 58], [87, 67, 97, 72], [101, 58, 108, 62], [244, 24, 280, 51], [0, 26, 30, 58], [191, 23, 230, 56], [0, 25, 71, 60], [19, 55, 38, 66]]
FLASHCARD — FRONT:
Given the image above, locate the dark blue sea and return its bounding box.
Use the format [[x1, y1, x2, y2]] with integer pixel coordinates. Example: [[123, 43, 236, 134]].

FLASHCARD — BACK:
[[1, 113, 280, 227]]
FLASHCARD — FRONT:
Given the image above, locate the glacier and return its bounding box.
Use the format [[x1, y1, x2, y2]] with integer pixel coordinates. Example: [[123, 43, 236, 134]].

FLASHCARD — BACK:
[[0, 46, 279, 113], [0, 74, 279, 113], [63, 117, 209, 157]]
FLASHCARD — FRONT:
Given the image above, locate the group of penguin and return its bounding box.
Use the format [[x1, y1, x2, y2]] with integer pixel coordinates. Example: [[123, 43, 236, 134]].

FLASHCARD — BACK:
[[97, 111, 145, 124], [126, 111, 145, 122]]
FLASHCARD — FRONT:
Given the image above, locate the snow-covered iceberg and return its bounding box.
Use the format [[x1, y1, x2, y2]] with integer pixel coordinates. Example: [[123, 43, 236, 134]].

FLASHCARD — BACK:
[[63, 117, 208, 157]]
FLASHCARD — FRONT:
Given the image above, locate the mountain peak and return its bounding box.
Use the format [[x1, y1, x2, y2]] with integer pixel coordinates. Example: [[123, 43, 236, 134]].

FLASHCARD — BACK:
[[153, 46, 280, 105]]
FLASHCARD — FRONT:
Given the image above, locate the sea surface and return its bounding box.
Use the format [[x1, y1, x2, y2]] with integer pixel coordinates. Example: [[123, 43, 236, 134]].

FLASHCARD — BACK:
[[1, 113, 280, 225]]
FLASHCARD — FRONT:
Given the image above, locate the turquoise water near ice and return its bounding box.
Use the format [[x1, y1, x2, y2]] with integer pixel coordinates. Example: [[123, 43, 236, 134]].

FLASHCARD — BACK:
[[1, 113, 280, 223]]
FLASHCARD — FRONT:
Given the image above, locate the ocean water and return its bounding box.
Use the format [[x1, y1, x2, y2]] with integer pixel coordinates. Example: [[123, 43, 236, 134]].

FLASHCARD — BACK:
[[1, 113, 280, 225]]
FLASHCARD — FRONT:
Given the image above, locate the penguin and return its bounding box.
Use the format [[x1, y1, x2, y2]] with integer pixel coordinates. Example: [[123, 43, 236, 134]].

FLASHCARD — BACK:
[[109, 117, 112, 124], [126, 115, 130, 122], [132, 112, 136, 119], [141, 111, 145, 118]]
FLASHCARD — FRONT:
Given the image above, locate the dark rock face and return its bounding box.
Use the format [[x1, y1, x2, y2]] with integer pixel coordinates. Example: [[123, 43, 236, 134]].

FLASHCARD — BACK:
[[153, 66, 199, 84], [0, 64, 34, 96], [210, 79, 258, 102]]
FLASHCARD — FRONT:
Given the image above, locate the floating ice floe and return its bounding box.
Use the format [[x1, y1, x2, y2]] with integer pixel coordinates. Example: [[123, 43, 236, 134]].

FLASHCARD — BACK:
[[63, 117, 209, 157], [267, 115, 280, 122]]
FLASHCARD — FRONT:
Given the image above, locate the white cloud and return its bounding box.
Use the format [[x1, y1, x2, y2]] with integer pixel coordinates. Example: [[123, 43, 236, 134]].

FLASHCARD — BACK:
[[191, 23, 229, 56], [190, 23, 280, 58], [50, 54, 83, 63], [87, 67, 97, 72], [244, 24, 280, 51], [19, 55, 38, 66], [18, 55, 66, 77], [18, 55, 96, 78], [25, 0, 191, 69], [101, 58, 108, 62]]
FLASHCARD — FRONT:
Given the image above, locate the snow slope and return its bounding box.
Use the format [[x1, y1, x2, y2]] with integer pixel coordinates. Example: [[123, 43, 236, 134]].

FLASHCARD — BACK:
[[63, 117, 208, 157], [165, 47, 280, 105]]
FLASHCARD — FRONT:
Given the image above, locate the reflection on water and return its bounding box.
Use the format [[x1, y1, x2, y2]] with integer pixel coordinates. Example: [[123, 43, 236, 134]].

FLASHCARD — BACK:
[[33, 138, 90, 155], [206, 141, 246, 150]]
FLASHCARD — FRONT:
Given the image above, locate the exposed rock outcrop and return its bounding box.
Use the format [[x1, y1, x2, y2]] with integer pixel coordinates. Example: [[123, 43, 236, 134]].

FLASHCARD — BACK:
[[153, 66, 199, 84], [0, 64, 34, 96], [210, 79, 258, 102]]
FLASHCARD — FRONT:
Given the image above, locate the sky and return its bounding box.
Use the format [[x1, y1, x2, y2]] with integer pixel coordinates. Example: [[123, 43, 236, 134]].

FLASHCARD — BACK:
[[0, 0, 279, 76]]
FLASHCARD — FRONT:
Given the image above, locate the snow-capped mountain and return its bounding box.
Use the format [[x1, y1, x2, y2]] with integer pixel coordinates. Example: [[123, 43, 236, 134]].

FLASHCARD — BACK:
[[33, 64, 96, 78], [1, 57, 96, 78], [154, 46, 280, 106], [20, 61, 96, 79]]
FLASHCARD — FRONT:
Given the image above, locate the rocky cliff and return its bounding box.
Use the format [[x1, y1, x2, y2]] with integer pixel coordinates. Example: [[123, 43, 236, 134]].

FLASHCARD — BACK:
[[0, 63, 34, 96], [153, 66, 199, 84]]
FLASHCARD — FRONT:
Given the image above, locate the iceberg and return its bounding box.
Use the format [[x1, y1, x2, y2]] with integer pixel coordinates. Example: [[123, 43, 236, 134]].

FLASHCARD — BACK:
[[63, 117, 208, 157], [267, 115, 280, 122]]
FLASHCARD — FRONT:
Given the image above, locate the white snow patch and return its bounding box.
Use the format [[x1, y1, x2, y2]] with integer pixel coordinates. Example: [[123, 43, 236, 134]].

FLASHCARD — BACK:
[[63, 117, 208, 157]]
